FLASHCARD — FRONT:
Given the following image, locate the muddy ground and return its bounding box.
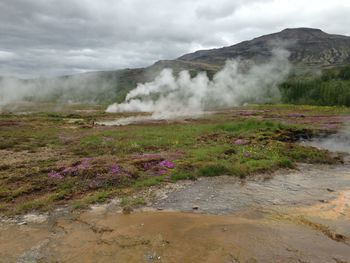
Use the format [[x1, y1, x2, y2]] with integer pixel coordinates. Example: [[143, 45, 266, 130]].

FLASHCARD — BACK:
[[1, 161, 350, 263]]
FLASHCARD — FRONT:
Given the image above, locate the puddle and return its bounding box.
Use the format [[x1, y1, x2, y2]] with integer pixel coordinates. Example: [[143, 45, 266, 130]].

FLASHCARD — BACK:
[[2, 209, 350, 263]]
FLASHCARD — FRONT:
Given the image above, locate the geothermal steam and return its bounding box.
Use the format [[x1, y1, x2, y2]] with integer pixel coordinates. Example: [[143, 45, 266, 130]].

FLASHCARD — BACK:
[[0, 73, 117, 110], [303, 127, 350, 154], [106, 49, 291, 118]]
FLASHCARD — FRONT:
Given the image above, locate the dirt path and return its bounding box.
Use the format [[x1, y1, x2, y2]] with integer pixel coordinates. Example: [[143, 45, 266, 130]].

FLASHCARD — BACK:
[[1, 163, 350, 263]]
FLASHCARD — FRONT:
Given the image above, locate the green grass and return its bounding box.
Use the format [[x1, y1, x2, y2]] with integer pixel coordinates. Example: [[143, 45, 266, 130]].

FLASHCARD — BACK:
[[0, 104, 344, 215], [133, 176, 165, 187]]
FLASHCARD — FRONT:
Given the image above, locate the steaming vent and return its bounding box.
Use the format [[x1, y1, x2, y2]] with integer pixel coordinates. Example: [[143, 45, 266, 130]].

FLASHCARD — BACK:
[[106, 48, 291, 122]]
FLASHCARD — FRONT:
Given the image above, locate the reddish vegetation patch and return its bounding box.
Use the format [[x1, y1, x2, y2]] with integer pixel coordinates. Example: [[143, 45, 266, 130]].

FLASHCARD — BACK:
[[233, 139, 250, 145], [268, 115, 350, 131], [196, 133, 233, 143], [130, 152, 179, 176], [0, 121, 23, 127]]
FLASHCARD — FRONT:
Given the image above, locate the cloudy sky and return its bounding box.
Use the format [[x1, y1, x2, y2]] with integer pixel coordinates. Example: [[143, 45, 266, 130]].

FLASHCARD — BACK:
[[0, 0, 349, 78]]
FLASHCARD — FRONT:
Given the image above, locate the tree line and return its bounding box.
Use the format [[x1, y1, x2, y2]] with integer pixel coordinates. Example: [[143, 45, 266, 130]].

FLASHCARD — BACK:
[[280, 66, 350, 106]]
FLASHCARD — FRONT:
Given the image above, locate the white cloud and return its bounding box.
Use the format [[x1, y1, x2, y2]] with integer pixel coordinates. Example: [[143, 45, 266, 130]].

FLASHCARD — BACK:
[[0, 51, 16, 61], [0, 0, 349, 77]]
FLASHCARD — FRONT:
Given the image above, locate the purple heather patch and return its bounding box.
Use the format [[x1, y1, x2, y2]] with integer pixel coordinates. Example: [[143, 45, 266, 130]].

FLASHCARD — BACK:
[[48, 170, 64, 180], [61, 166, 77, 175], [158, 169, 167, 175], [110, 164, 121, 174], [159, 160, 175, 169], [142, 161, 158, 170], [76, 158, 90, 169]]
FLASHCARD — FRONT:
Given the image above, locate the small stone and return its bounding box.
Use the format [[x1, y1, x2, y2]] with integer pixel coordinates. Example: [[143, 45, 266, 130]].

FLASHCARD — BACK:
[[326, 188, 335, 192], [192, 206, 199, 210], [319, 199, 328, 203]]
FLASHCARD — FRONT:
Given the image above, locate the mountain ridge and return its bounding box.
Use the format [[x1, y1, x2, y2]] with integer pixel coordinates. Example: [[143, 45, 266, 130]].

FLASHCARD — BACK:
[[1, 27, 350, 104], [176, 27, 350, 68]]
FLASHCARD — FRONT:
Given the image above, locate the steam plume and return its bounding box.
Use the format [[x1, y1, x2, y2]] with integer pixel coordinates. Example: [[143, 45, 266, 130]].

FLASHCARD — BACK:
[[106, 49, 291, 118]]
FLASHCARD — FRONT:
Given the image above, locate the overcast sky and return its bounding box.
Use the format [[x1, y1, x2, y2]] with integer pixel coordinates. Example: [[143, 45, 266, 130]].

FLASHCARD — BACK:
[[0, 0, 349, 78]]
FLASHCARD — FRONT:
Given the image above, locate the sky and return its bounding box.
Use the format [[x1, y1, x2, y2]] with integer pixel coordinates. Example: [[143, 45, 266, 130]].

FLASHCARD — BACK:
[[0, 0, 349, 78]]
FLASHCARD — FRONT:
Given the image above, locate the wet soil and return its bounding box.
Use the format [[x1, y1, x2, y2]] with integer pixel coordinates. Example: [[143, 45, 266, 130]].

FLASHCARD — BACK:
[[1, 161, 350, 263]]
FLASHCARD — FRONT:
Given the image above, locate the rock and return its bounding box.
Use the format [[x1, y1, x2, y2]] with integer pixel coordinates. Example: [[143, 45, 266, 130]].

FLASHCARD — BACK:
[[192, 205, 199, 210], [326, 188, 335, 192]]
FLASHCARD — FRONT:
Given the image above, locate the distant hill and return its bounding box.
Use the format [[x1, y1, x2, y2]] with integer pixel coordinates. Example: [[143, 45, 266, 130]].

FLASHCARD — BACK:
[[1, 28, 350, 104], [177, 28, 350, 68]]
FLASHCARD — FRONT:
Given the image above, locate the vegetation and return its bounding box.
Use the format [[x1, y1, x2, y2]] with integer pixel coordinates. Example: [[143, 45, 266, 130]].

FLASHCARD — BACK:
[[280, 66, 350, 106], [0, 104, 348, 215]]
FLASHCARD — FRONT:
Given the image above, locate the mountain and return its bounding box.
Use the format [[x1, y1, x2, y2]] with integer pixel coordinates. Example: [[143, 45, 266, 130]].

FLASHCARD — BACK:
[[110, 28, 350, 100], [176, 28, 350, 68], [2, 28, 350, 104]]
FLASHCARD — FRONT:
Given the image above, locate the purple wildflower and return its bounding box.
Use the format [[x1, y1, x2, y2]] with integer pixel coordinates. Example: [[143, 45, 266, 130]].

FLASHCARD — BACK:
[[159, 160, 175, 169], [77, 158, 90, 170], [110, 164, 121, 174], [142, 160, 159, 170], [48, 170, 64, 180], [159, 169, 167, 175]]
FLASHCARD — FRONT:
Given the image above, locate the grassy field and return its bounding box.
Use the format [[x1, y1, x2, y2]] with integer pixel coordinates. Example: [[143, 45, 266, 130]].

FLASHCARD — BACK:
[[0, 104, 349, 215]]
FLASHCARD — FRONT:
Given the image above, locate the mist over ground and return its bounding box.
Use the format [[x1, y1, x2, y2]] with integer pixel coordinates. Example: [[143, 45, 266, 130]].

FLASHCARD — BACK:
[[106, 49, 291, 119], [0, 73, 118, 110], [303, 126, 350, 154]]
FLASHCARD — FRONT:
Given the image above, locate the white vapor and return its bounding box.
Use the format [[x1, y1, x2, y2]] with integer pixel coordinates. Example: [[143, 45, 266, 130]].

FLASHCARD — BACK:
[[0, 74, 117, 110], [303, 126, 350, 154], [106, 49, 291, 119]]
